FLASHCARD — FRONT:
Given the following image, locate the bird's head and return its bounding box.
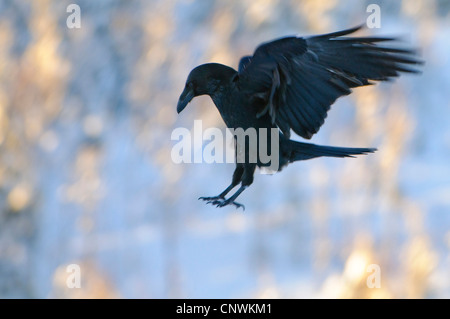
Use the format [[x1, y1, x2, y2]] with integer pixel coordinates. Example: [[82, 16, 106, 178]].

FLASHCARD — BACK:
[[177, 63, 237, 113]]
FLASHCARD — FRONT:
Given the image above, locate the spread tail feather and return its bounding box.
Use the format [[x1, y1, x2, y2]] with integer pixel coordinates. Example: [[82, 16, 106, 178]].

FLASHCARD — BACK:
[[289, 140, 376, 162]]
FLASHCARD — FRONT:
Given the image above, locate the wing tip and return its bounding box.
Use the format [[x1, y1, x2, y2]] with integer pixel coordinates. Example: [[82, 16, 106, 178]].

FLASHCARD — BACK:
[[309, 24, 365, 39]]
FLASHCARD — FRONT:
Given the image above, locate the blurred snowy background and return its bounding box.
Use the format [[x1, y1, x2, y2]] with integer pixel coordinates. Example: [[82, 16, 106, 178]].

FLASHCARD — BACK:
[[0, 0, 449, 298]]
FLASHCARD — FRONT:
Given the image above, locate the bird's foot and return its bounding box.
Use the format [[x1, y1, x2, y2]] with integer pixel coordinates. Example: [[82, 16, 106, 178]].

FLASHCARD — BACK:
[[209, 198, 245, 211], [198, 195, 224, 202]]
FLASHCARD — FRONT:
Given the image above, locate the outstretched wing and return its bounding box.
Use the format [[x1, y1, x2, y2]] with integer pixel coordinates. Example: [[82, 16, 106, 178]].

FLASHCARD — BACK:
[[237, 25, 422, 139]]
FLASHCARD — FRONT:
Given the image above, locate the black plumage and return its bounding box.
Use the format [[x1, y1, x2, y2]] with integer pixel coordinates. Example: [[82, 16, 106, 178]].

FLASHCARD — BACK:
[[177, 25, 422, 209]]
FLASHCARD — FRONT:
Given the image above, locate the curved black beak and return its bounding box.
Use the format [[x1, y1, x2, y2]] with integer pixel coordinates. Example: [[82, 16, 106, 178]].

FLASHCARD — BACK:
[[177, 87, 195, 114]]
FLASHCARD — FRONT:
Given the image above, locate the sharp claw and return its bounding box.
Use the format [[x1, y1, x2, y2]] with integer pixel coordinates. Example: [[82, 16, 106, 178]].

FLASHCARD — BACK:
[[204, 198, 245, 210], [230, 201, 245, 211]]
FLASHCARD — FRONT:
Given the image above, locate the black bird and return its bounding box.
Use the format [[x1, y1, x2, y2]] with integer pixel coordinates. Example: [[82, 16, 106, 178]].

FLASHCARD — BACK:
[[177, 25, 421, 209]]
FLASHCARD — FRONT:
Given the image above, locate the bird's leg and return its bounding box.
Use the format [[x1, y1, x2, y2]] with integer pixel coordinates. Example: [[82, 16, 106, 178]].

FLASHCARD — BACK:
[[199, 164, 244, 202], [198, 184, 235, 202], [209, 164, 256, 210]]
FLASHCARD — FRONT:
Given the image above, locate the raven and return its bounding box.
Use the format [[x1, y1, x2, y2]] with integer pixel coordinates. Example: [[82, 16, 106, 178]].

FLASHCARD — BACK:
[[177, 25, 422, 209]]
